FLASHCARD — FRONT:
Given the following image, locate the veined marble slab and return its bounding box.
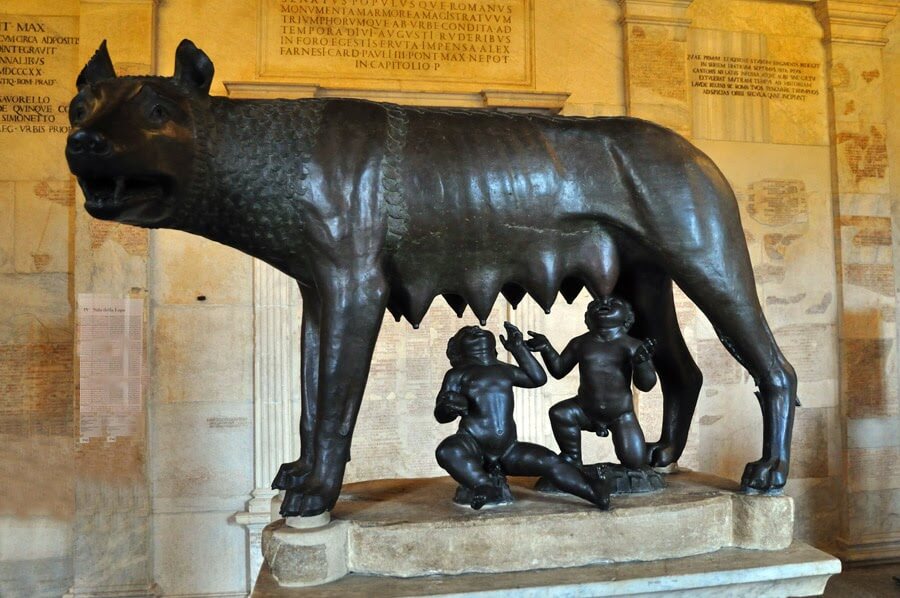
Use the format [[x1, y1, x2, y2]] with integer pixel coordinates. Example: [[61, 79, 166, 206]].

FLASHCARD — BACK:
[[253, 541, 839, 597]]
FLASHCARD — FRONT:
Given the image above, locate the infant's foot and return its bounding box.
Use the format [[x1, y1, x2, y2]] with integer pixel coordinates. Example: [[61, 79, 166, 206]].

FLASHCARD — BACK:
[[470, 484, 503, 510]]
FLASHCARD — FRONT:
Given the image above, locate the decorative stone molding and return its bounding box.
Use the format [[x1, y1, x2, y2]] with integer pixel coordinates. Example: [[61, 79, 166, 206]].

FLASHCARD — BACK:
[[618, 0, 693, 28], [223, 82, 570, 113], [815, 0, 900, 46]]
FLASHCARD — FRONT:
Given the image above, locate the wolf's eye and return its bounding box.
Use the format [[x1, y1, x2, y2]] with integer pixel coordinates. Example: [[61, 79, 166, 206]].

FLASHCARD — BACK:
[[148, 104, 168, 124], [70, 100, 87, 124]]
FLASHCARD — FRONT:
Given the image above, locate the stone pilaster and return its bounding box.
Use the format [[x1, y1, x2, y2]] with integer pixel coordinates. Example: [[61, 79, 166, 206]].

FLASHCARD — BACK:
[[815, 0, 900, 563], [68, 1, 159, 596], [619, 0, 694, 135], [235, 260, 302, 588]]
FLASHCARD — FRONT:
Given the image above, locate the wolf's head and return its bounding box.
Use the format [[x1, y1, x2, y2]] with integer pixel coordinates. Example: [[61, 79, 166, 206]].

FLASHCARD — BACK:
[[65, 39, 214, 228]]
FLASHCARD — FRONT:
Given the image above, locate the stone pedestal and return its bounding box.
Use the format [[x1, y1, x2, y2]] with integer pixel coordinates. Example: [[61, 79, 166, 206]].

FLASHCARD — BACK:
[[262, 519, 349, 588], [258, 471, 837, 593]]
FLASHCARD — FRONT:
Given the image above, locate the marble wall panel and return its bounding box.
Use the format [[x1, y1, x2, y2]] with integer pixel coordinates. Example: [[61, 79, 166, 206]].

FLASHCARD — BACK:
[[151, 305, 253, 405], [0, 342, 72, 437], [690, 31, 827, 145], [689, 29, 769, 142], [764, 34, 828, 146], [259, 0, 535, 86], [788, 476, 841, 551], [888, 19, 900, 397], [791, 407, 831, 480], [841, 336, 897, 418], [847, 416, 900, 449], [689, 0, 822, 37], [846, 446, 900, 493], [835, 122, 891, 195], [847, 487, 900, 539], [830, 47, 887, 127], [13, 180, 72, 274], [151, 231, 252, 306], [70, 436, 152, 594], [624, 22, 690, 134], [0, 436, 74, 596], [535, 0, 624, 114], [0, 183, 14, 274], [0, 555, 71, 598], [0, 434, 72, 517], [0, 273, 71, 345], [695, 381, 763, 479], [150, 401, 253, 512], [152, 511, 248, 596]]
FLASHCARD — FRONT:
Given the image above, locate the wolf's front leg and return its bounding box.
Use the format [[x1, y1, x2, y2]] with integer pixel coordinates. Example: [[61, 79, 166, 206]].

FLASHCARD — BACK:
[[272, 285, 320, 491], [280, 269, 388, 517]]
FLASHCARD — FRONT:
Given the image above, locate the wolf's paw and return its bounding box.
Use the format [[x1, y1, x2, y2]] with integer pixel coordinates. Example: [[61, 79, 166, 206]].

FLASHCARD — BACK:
[[646, 441, 678, 467], [741, 458, 788, 494], [279, 476, 341, 517], [271, 458, 312, 491]]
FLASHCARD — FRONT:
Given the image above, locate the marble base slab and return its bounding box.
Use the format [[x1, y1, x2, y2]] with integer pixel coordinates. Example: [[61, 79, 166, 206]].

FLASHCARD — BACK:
[[262, 472, 796, 587], [252, 540, 840, 597]]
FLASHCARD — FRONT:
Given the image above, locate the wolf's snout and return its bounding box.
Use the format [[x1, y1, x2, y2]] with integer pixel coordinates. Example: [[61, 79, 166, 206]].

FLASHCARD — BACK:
[[67, 129, 110, 156]]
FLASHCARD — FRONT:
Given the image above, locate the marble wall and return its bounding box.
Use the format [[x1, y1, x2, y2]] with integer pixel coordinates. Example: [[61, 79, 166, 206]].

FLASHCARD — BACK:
[[0, 0, 898, 596]]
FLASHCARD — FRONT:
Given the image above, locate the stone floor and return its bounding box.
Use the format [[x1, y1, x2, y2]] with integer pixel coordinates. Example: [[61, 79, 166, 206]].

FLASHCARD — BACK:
[[823, 564, 900, 597]]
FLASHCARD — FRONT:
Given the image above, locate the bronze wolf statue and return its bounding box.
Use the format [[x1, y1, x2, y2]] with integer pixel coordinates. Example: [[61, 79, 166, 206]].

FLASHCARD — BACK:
[[65, 40, 797, 516]]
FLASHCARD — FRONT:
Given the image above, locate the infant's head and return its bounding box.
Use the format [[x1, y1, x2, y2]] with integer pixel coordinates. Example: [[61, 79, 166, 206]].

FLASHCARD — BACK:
[[585, 296, 635, 333], [447, 326, 497, 366]]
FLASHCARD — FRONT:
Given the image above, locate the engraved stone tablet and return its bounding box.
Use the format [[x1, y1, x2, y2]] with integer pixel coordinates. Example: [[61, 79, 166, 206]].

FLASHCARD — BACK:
[[260, 0, 533, 85]]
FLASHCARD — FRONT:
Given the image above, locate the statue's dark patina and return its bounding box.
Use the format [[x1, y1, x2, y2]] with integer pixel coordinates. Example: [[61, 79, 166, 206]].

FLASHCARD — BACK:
[[65, 40, 798, 517]]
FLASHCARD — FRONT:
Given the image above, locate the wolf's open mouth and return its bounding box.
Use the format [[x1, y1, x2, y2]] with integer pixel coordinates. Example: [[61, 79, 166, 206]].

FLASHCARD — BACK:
[[81, 176, 166, 208], [79, 175, 173, 224]]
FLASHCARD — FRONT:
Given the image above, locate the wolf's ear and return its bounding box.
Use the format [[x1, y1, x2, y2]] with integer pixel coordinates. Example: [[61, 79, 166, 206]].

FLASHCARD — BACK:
[[174, 39, 214, 95], [76, 40, 116, 90]]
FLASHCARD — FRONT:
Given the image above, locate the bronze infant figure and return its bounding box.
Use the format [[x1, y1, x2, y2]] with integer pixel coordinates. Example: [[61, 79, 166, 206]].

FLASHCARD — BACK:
[[434, 323, 611, 510], [66, 39, 797, 516], [529, 297, 656, 471]]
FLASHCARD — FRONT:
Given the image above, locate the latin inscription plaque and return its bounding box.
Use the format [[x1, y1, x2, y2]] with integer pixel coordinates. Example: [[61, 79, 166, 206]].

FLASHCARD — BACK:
[[0, 13, 78, 181], [0, 15, 77, 136], [689, 54, 820, 102], [260, 0, 533, 85]]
